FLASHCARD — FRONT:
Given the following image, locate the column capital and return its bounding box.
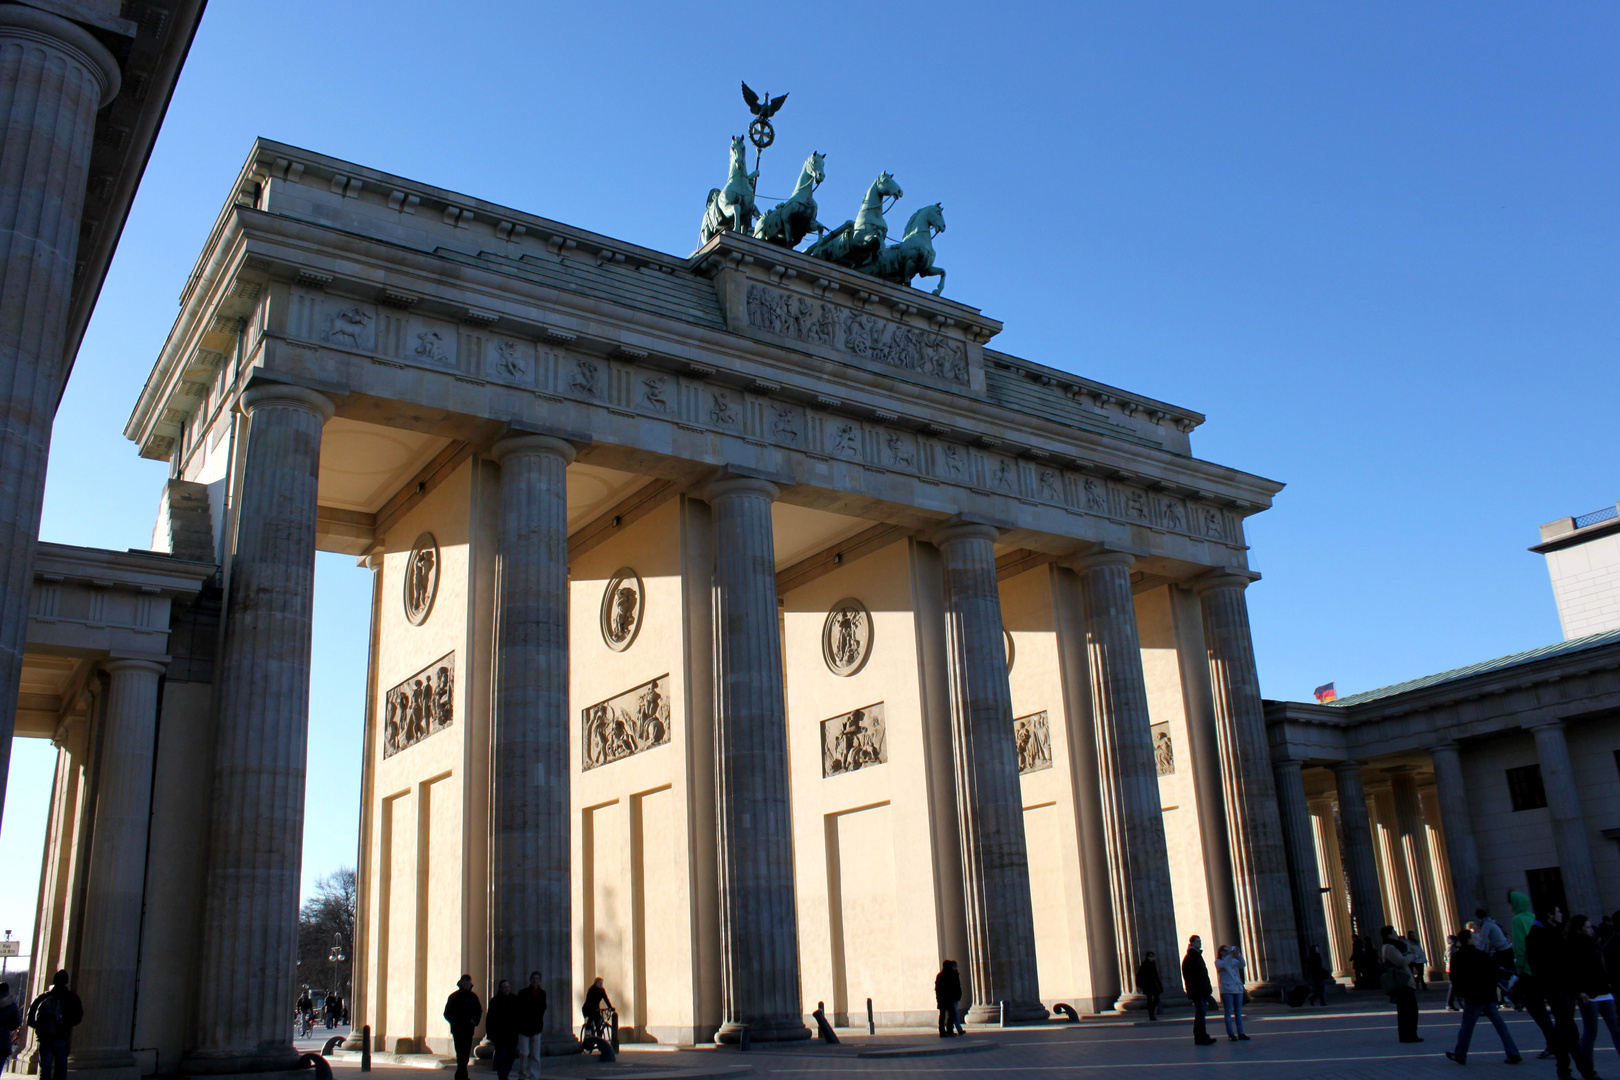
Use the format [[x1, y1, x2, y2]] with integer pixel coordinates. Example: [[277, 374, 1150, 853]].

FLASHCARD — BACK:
[[0, 5, 121, 107], [1272, 758, 1306, 772], [1192, 568, 1261, 595], [699, 474, 781, 504], [241, 382, 336, 422], [491, 433, 577, 465], [1524, 717, 1566, 734], [1067, 549, 1135, 574], [930, 519, 1001, 547], [1427, 740, 1460, 755], [103, 658, 167, 677]]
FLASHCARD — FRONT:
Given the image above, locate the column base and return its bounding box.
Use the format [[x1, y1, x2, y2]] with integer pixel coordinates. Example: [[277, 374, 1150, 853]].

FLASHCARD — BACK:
[[715, 1018, 810, 1043], [338, 1032, 365, 1051], [965, 1001, 1050, 1025], [179, 1049, 302, 1075], [542, 1032, 581, 1055], [63, 1064, 141, 1080]]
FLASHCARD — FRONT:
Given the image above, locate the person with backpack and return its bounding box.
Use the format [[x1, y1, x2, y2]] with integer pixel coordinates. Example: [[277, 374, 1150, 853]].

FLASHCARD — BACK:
[[27, 970, 83, 1080], [1381, 926, 1423, 1043]]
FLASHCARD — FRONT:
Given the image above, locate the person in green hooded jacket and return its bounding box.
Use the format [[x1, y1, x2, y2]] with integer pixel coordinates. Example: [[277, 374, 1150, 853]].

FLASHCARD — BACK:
[[1510, 889, 1559, 1059]]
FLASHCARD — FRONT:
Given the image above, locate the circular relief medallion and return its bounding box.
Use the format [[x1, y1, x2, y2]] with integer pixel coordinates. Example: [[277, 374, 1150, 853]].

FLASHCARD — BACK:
[[1005, 629, 1016, 674], [403, 533, 439, 626], [600, 568, 645, 652], [822, 598, 874, 677]]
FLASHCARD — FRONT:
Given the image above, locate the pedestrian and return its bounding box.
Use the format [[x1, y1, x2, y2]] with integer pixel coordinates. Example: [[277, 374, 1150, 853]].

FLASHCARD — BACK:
[[443, 974, 482, 1080], [1183, 936, 1217, 1046], [1530, 905, 1598, 1080], [515, 971, 547, 1080], [1380, 925, 1423, 1043], [1216, 944, 1249, 1042], [325, 990, 340, 1029], [1446, 935, 1463, 1010], [1137, 952, 1163, 1021], [1512, 889, 1558, 1058], [934, 960, 962, 1038], [1408, 929, 1430, 990], [1445, 928, 1522, 1065], [1305, 945, 1331, 1006], [582, 977, 614, 1043], [26, 971, 82, 1080], [1354, 936, 1380, 989], [295, 986, 314, 1037], [1568, 914, 1620, 1067], [0, 983, 21, 1066], [486, 980, 520, 1080]]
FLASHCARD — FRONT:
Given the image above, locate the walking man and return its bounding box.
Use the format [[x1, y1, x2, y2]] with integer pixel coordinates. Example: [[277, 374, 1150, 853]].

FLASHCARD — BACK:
[[1512, 889, 1558, 1057], [934, 961, 962, 1038], [1184, 936, 1217, 1046], [1446, 928, 1522, 1065], [1137, 952, 1163, 1022], [443, 975, 482, 1080], [515, 971, 547, 1079], [26, 971, 82, 1080]]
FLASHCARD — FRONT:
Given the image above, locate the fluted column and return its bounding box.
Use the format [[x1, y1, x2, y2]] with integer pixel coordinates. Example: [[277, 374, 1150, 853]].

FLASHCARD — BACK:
[[1193, 573, 1298, 987], [488, 434, 578, 1053], [1273, 760, 1330, 966], [1527, 720, 1602, 918], [1071, 551, 1181, 1007], [185, 384, 333, 1073], [0, 5, 121, 833], [1427, 742, 1483, 925], [934, 523, 1046, 1022], [702, 475, 807, 1043], [1389, 769, 1444, 970], [1309, 797, 1354, 975], [70, 659, 164, 1075], [1331, 762, 1385, 940]]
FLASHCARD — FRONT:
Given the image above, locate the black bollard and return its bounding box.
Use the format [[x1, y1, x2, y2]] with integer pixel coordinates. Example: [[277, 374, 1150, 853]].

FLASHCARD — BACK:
[[360, 1025, 371, 1072], [813, 1002, 839, 1044], [866, 997, 875, 1035], [739, 1025, 751, 1052]]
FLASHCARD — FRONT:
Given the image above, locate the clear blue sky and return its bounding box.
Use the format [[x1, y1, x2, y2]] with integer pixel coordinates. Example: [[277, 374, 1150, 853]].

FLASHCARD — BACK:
[[3, 1, 1616, 948]]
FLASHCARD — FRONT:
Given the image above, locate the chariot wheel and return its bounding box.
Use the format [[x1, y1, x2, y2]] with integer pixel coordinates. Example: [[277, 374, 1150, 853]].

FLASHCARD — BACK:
[[748, 118, 775, 150]]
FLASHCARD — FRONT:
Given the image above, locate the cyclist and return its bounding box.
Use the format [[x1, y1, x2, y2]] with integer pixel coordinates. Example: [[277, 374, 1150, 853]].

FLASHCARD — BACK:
[[295, 988, 314, 1038], [581, 978, 614, 1044]]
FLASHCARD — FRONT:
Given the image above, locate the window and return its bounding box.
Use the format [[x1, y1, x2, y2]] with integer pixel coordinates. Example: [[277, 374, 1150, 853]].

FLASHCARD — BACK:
[[1506, 764, 1547, 811], [1526, 867, 1567, 920]]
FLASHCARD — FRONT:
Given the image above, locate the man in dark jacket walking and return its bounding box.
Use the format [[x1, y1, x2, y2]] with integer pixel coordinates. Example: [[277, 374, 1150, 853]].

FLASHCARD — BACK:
[[1137, 953, 1164, 1021], [1184, 936, 1216, 1046], [1446, 928, 1522, 1064], [26, 971, 83, 1080], [515, 971, 547, 1080], [934, 961, 962, 1037], [443, 975, 482, 1080], [1530, 908, 1599, 1080], [486, 980, 519, 1080]]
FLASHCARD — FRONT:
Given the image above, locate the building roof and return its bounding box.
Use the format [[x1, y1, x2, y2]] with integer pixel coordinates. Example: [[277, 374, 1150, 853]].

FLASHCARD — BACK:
[[1327, 626, 1620, 708]]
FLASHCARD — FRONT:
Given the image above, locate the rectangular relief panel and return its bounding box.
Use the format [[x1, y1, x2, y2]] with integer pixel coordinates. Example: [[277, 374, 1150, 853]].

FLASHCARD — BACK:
[[1014, 711, 1052, 775], [581, 675, 672, 772], [821, 702, 887, 778], [384, 652, 455, 759]]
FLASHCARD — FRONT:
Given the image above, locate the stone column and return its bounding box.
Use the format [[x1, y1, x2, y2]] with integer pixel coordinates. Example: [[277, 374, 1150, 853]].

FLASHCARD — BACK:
[[488, 435, 578, 1053], [1273, 760, 1330, 966], [69, 659, 164, 1076], [1330, 762, 1385, 941], [933, 523, 1047, 1021], [1427, 742, 1484, 924], [185, 384, 333, 1074], [1193, 573, 1299, 987], [1070, 551, 1181, 1007], [1309, 797, 1354, 975], [701, 476, 807, 1042], [1389, 769, 1445, 970], [0, 5, 121, 831], [1527, 720, 1603, 918]]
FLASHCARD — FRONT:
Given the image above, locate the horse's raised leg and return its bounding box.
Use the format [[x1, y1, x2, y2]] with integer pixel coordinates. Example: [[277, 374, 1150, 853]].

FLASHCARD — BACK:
[[924, 265, 946, 296]]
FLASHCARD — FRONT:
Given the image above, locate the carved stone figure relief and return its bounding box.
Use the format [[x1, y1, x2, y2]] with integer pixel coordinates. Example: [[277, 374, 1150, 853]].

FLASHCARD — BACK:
[[570, 357, 601, 398], [325, 305, 373, 349], [1014, 711, 1052, 774], [822, 598, 873, 676], [821, 702, 887, 778], [1202, 508, 1224, 540], [743, 283, 969, 386], [829, 422, 860, 458], [942, 443, 964, 478], [1083, 477, 1106, 512], [600, 567, 644, 652], [769, 404, 800, 444], [1153, 724, 1175, 776], [884, 432, 915, 469], [403, 533, 439, 625], [1126, 489, 1148, 520], [640, 376, 670, 413], [383, 651, 454, 759], [992, 457, 1016, 492], [1161, 498, 1185, 531], [1038, 469, 1060, 501], [493, 338, 529, 379], [414, 329, 449, 365], [581, 674, 671, 771], [709, 390, 739, 427]]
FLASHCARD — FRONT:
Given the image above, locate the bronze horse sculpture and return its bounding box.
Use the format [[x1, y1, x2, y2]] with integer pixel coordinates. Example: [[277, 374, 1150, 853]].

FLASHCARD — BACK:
[[700, 135, 760, 245], [805, 171, 903, 270], [754, 151, 827, 249], [868, 202, 947, 295]]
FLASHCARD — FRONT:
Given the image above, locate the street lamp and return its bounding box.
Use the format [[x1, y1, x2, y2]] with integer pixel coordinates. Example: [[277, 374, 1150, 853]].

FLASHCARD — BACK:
[[328, 934, 346, 1027]]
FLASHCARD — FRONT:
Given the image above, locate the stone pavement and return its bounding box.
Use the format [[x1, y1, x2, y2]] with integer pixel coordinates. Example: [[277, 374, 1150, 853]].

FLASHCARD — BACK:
[[309, 991, 1620, 1080]]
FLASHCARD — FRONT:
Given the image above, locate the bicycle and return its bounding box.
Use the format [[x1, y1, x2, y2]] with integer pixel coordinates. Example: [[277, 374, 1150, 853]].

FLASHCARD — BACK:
[[580, 1006, 618, 1051]]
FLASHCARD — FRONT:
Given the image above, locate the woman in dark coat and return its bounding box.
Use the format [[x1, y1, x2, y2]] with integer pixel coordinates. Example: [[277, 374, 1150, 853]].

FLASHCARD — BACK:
[[1136, 952, 1164, 1021], [934, 960, 962, 1038], [1568, 914, 1620, 1065], [484, 980, 519, 1080]]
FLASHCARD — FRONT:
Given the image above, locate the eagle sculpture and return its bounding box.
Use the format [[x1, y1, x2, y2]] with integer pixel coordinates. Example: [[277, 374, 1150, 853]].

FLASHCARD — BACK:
[[741, 81, 788, 119]]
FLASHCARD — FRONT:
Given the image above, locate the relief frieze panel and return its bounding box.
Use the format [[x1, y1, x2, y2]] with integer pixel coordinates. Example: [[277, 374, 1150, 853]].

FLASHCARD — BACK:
[[383, 651, 454, 759], [581, 674, 671, 771], [745, 283, 969, 387], [1014, 711, 1052, 775], [821, 702, 887, 778]]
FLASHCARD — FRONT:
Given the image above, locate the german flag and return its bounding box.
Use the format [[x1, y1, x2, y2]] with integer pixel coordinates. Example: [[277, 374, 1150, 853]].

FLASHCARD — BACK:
[[1313, 682, 1337, 704]]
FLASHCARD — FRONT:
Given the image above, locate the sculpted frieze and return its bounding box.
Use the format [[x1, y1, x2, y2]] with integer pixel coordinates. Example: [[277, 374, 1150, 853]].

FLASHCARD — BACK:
[[744, 283, 969, 386]]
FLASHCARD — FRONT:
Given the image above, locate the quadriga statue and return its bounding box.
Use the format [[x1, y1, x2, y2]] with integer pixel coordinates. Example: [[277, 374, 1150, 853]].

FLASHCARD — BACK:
[[700, 134, 760, 246], [867, 202, 947, 295], [753, 150, 827, 249], [805, 170, 902, 270]]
